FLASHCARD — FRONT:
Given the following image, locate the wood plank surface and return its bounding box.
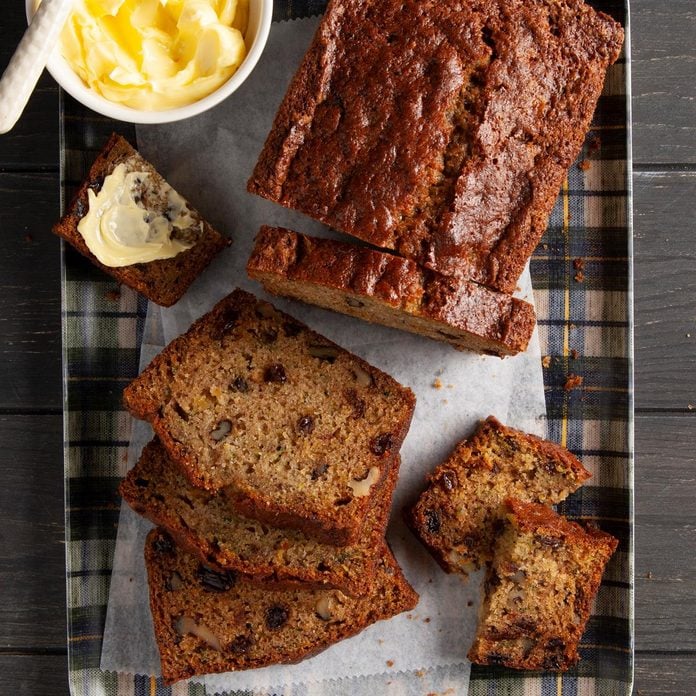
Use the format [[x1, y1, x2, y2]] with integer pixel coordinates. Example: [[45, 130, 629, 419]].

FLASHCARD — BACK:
[[0, 654, 69, 696], [635, 413, 696, 651], [631, 0, 696, 164], [0, 0, 695, 693], [633, 169, 696, 410], [0, 173, 62, 411], [0, 415, 65, 649]]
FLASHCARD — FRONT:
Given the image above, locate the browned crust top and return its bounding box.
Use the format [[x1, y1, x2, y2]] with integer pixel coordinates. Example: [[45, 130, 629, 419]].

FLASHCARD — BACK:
[[247, 226, 536, 354], [248, 0, 623, 292]]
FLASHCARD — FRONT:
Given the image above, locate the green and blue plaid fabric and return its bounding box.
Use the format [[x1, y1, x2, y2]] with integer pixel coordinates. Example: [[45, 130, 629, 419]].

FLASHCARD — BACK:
[[61, 1, 633, 693]]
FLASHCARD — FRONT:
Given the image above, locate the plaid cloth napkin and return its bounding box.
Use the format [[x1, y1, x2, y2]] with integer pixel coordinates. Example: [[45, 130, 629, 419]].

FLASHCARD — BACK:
[[60, 1, 633, 693]]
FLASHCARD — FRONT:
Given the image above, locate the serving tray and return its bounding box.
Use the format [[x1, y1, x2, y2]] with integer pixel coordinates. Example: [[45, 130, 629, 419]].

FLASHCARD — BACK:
[[60, 1, 633, 693]]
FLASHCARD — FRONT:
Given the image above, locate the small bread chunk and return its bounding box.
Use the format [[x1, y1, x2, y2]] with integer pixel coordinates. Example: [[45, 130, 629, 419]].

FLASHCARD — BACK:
[[468, 498, 618, 671], [248, 0, 623, 292], [247, 226, 535, 357], [145, 528, 419, 684], [407, 416, 590, 574], [53, 133, 229, 306], [124, 289, 416, 546], [120, 439, 400, 596]]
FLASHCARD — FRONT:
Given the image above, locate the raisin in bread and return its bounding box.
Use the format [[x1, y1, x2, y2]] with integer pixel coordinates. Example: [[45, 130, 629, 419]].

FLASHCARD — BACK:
[[124, 289, 416, 546], [145, 528, 419, 684], [248, 0, 623, 292], [407, 416, 590, 574], [121, 438, 400, 596], [468, 498, 618, 671], [53, 133, 229, 306], [247, 227, 535, 357]]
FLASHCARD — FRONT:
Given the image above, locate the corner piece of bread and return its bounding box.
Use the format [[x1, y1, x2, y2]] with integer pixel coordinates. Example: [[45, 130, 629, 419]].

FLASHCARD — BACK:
[[53, 133, 230, 306]]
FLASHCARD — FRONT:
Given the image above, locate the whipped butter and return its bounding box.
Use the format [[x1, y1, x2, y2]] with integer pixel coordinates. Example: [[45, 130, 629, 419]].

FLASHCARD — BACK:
[[77, 163, 199, 267], [54, 0, 248, 110]]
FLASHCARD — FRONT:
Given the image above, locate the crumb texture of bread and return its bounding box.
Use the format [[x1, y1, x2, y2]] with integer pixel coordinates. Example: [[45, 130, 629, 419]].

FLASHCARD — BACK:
[[145, 528, 419, 684], [247, 226, 536, 356], [52, 133, 229, 306], [467, 498, 618, 671], [120, 439, 400, 596], [123, 289, 415, 545], [407, 416, 591, 574], [248, 0, 623, 293]]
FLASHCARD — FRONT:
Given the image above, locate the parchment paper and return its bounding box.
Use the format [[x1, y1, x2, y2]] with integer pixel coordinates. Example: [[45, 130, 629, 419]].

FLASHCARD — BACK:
[[101, 15, 547, 694]]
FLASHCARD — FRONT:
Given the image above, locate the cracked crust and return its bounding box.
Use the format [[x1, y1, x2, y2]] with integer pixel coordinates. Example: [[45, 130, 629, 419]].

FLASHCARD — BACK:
[[248, 0, 623, 292]]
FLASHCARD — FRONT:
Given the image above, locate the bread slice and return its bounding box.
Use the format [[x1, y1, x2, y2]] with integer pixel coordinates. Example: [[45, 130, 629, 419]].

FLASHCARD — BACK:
[[124, 289, 416, 546], [247, 0, 623, 293], [468, 498, 618, 671], [407, 416, 590, 575], [120, 439, 400, 596], [145, 528, 419, 684], [247, 226, 536, 357], [53, 133, 229, 306]]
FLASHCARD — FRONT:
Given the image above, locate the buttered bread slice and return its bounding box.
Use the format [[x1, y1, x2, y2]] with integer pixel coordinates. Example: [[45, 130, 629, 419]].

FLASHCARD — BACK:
[[124, 289, 415, 546]]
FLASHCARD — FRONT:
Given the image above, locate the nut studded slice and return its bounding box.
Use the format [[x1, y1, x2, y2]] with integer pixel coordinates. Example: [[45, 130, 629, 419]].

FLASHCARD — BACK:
[[145, 528, 419, 684], [120, 439, 400, 596], [124, 289, 415, 546], [468, 498, 618, 671], [247, 226, 536, 357], [407, 416, 590, 575]]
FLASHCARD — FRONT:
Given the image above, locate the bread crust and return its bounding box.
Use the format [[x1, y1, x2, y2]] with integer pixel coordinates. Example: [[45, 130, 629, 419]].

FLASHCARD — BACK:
[[247, 226, 536, 356], [52, 133, 230, 306], [248, 0, 623, 293]]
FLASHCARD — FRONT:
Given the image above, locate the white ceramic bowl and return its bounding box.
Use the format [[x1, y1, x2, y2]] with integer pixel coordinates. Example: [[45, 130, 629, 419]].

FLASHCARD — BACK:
[[25, 0, 273, 124]]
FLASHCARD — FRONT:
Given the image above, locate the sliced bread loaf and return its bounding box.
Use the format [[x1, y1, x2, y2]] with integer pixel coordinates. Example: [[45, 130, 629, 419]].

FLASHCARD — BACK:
[[121, 439, 399, 596], [145, 528, 419, 684], [124, 289, 416, 546], [53, 133, 230, 306], [407, 416, 590, 575], [468, 498, 618, 671], [247, 226, 536, 357]]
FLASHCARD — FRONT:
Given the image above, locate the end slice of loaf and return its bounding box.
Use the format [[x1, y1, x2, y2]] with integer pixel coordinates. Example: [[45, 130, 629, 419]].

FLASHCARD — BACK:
[[120, 439, 399, 596], [145, 528, 419, 684], [468, 498, 618, 671], [407, 416, 590, 575], [124, 288, 416, 546], [53, 133, 230, 306], [247, 226, 536, 357]]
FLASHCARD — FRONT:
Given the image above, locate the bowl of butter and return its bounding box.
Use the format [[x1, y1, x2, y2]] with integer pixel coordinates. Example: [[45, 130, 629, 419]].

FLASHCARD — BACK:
[[27, 0, 272, 123]]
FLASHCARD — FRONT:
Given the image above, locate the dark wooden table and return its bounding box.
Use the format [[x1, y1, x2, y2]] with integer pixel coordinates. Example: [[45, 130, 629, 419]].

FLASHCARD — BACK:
[[0, 3, 693, 694]]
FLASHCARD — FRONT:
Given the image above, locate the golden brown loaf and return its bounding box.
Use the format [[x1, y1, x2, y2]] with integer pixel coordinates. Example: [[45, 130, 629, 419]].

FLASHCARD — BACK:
[[468, 498, 618, 671], [145, 528, 419, 684], [247, 226, 536, 357], [120, 438, 400, 596], [123, 289, 415, 546], [53, 133, 229, 306], [407, 416, 591, 574], [248, 0, 623, 293]]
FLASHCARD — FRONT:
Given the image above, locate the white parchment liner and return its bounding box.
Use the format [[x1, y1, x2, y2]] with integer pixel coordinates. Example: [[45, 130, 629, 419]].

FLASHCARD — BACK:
[[100, 16, 547, 694]]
